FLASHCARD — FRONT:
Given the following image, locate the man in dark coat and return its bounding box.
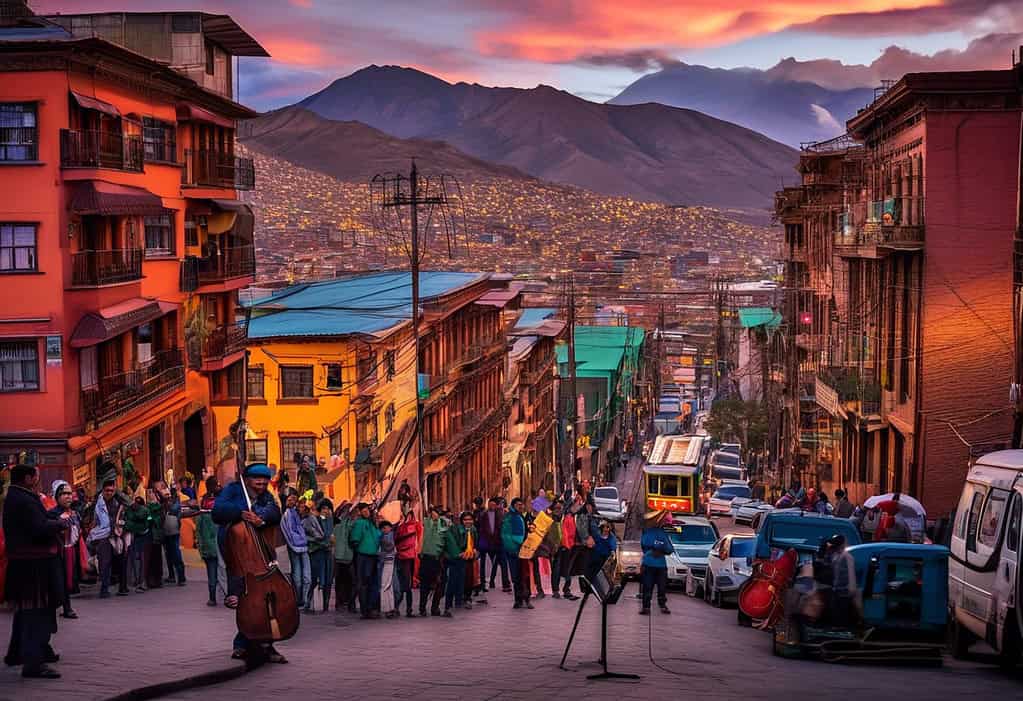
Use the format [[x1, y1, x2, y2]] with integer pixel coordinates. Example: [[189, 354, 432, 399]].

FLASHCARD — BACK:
[[3, 464, 70, 679], [476, 497, 507, 592]]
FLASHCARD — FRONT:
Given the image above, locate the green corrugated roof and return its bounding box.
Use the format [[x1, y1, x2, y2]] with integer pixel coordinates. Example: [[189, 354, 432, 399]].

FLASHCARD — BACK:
[[246, 271, 488, 339], [555, 326, 646, 376], [738, 307, 781, 330]]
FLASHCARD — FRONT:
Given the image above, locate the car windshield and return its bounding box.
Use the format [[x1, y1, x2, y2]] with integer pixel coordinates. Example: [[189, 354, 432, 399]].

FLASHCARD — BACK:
[[729, 539, 755, 558], [594, 487, 619, 500], [713, 453, 740, 467], [666, 525, 717, 545], [713, 467, 744, 481], [713, 485, 751, 499]]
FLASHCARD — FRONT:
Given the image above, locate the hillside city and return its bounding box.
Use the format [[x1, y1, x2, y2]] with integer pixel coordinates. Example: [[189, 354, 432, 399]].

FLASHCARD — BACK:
[[2, 1, 1023, 699]]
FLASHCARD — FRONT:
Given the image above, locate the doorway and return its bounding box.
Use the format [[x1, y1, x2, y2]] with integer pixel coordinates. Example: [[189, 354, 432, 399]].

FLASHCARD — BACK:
[[148, 423, 163, 484], [184, 411, 206, 480]]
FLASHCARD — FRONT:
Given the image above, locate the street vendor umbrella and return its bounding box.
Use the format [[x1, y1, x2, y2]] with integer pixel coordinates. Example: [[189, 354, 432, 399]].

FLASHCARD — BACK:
[[863, 493, 926, 518]]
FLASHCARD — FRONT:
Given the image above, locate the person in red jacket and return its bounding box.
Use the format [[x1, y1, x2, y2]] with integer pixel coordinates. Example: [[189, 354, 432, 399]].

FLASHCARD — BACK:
[[555, 501, 580, 600], [394, 510, 423, 617]]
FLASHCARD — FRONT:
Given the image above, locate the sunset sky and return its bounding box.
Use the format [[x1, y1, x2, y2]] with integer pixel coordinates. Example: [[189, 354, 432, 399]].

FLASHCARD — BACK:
[[32, 0, 1023, 109]]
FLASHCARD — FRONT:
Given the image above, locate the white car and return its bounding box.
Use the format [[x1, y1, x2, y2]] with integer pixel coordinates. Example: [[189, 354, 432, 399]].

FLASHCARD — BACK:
[[593, 485, 628, 522], [707, 481, 751, 517], [733, 500, 774, 526], [704, 534, 756, 606], [663, 516, 719, 590], [618, 540, 642, 581]]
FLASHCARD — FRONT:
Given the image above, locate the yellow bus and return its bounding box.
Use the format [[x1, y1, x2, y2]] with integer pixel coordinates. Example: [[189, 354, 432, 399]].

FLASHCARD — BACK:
[[643, 434, 706, 515]]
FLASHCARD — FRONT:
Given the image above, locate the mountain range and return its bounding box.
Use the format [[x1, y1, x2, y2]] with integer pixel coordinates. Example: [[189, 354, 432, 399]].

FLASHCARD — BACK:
[[609, 62, 874, 147], [292, 65, 798, 209]]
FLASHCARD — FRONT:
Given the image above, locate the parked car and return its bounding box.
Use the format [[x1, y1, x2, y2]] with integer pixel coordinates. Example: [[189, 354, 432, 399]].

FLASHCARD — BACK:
[[704, 534, 756, 606], [664, 516, 720, 590], [593, 485, 628, 522], [719, 443, 742, 457], [733, 500, 774, 526], [708, 482, 752, 517], [618, 540, 642, 581], [948, 450, 1023, 665]]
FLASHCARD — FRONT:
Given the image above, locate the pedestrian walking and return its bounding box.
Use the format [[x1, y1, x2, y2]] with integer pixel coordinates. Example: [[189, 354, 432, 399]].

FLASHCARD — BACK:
[[378, 520, 400, 618], [332, 502, 356, 612], [502, 498, 532, 609], [556, 499, 580, 600], [3, 463, 69, 679], [87, 477, 129, 598], [304, 498, 334, 613], [443, 511, 478, 616], [123, 494, 155, 593], [48, 481, 82, 620], [533, 501, 563, 599], [280, 490, 311, 609], [639, 510, 673, 615], [418, 505, 446, 616], [196, 478, 221, 607], [350, 502, 381, 619], [395, 510, 422, 617], [211, 463, 287, 664], [833, 489, 854, 519]]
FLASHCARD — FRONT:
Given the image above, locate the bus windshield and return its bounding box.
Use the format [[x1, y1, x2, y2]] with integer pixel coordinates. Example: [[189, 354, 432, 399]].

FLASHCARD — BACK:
[[648, 474, 692, 497]]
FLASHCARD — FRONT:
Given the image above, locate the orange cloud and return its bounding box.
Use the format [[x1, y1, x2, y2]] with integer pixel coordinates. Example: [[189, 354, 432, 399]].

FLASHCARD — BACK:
[[260, 37, 327, 66], [476, 0, 945, 61]]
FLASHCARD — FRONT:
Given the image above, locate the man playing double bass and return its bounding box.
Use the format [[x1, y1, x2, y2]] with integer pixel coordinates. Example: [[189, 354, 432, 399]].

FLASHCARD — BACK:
[[212, 462, 288, 663]]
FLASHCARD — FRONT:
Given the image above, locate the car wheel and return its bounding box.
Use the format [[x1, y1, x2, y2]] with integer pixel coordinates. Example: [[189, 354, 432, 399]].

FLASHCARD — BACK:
[[703, 575, 712, 603], [713, 587, 723, 608], [738, 609, 753, 627], [949, 614, 974, 659], [998, 615, 1022, 669]]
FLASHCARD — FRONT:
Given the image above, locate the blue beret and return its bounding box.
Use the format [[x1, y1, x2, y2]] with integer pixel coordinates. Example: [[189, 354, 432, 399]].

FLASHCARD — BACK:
[[243, 463, 273, 478]]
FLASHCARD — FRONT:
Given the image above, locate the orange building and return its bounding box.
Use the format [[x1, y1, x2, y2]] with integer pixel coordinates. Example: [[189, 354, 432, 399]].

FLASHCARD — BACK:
[[0, 7, 266, 493]]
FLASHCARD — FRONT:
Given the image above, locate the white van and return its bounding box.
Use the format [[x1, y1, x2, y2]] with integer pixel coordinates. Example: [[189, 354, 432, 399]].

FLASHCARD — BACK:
[[948, 450, 1023, 664]]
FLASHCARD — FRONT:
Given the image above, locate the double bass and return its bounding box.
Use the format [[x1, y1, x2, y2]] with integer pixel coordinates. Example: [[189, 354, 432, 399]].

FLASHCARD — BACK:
[[223, 480, 299, 643]]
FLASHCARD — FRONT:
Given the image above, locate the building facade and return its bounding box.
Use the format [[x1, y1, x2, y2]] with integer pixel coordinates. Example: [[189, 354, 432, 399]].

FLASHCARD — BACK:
[[0, 7, 263, 492], [777, 67, 1022, 515]]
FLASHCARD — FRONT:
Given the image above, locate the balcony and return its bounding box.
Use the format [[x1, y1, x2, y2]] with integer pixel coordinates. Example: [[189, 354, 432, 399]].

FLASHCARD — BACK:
[[196, 245, 256, 284], [60, 129, 143, 172], [819, 366, 882, 415], [201, 324, 246, 364], [71, 248, 143, 287], [82, 349, 185, 425], [182, 149, 255, 190], [834, 222, 924, 258], [179, 256, 199, 292]]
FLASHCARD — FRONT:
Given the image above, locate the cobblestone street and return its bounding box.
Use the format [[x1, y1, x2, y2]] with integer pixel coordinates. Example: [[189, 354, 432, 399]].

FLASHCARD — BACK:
[[3, 554, 1020, 701]]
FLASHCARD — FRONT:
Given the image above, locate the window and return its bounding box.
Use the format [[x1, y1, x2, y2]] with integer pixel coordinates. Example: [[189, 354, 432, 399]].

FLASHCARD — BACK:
[[226, 361, 243, 398], [245, 439, 268, 464], [281, 366, 313, 398], [978, 489, 1008, 549], [660, 475, 679, 497], [144, 214, 174, 255], [329, 430, 342, 457], [142, 117, 176, 164], [647, 474, 660, 495], [136, 322, 153, 365], [965, 489, 986, 552], [247, 366, 264, 399], [357, 352, 376, 384], [0, 223, 37, 271], [0, 103, 37, 161], [184, 216, 199, 247], [171, 14, 201, 33], [205, 42, 215, 75], [325, 363, 343, 390], [0, 340, 39, 392], [384, 403, 395, 433], [385, 350, 396, 380], [280, 436, 315, 465], [1007, 494, 1021, 553]]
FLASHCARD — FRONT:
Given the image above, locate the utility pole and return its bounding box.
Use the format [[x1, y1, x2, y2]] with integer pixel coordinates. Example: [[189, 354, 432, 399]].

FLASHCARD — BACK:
[[234, 308, 253, 472], [713, 278, 724, 401], [566, 272, 579, 491], [378, 159, 445, 512]]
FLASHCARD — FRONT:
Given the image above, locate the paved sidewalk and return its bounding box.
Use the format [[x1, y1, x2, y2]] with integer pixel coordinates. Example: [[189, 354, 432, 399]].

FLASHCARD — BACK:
[[0, 562, 244, 701]]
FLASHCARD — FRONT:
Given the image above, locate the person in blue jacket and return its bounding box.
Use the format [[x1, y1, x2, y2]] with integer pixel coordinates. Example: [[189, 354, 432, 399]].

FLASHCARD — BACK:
[[212, 463, 286, 663], [639, 510, 673, 616], [501, 498, 532, 609]]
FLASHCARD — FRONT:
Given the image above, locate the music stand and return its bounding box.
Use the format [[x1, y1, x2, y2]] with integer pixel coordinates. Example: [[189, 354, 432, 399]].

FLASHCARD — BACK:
[[558, 570, 639, 681]]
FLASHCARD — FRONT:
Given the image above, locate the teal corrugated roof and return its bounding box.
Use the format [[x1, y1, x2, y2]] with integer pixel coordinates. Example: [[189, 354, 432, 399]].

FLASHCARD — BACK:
[[738, 307, 781, 330], [555, 326, 646, 376], [515, 307, 557, 330], [247, 271, 487, 339]]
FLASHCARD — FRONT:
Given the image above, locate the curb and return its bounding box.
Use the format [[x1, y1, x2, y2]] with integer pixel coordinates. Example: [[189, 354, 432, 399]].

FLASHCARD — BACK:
[[101, 661, 250, 701]]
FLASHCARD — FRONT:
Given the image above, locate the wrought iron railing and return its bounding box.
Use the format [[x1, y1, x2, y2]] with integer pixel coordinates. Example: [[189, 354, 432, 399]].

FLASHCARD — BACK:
[[71, 248, 143, 286], [82, 349, 185, 424], [181, 149, 255, 190], [196, 244, 255, 283], [60, 129, 143, 171]]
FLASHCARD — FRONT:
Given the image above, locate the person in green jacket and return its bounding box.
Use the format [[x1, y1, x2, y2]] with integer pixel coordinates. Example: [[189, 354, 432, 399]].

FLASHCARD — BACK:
[[442, 511, 478, 616], [123, 495, 159, 593], [350, 503, 381, 618], [196, 478, 221, 606], [332, 502, 356, 613], [418, 505, 448, 616]]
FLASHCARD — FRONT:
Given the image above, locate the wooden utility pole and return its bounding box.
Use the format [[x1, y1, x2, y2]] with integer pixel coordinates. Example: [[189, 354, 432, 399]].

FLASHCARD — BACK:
[[234, 308, 253, 470], [713, 278, 724, 400]]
